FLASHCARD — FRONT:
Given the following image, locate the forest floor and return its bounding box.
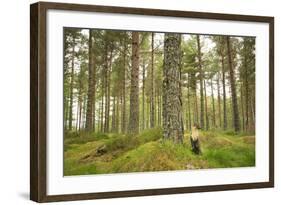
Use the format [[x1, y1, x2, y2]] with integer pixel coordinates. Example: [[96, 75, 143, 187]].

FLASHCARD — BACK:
[[64, 128, 255, 176]]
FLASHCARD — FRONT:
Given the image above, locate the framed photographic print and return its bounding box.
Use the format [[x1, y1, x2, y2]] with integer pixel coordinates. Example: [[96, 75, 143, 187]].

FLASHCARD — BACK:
[[30, 1, 274, 202]]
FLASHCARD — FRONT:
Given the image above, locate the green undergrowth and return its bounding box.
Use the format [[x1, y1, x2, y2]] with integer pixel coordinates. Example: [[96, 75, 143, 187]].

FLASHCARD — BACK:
[[64, 128, 255, 176]]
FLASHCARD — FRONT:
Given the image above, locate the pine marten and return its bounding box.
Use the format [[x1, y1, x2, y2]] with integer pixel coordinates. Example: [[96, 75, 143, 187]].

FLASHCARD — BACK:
[[190, 123, 201, 154]]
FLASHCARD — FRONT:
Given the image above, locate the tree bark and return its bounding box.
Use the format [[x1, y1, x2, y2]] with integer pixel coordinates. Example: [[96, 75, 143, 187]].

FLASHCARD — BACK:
[[217, 73, 222, 128], [187, 75, 192, 131], [226, 37, 240, 132], [221, 42, 227, 130], [204, 79, 209, 130], [150, 33, 155, 128], [163, 33, 184, 143], [142, 60, 146, 130], [196, 35, 205, 130], [121, 38, 127, 133], [128, 32, 140, 134], [68, 34, 75, 130], [210, 78, 216, 127], [85, 29, 95, 131]]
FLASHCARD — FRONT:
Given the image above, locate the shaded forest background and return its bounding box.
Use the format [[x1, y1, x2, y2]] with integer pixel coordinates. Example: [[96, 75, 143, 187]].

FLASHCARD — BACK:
[[63, 28, 255, 175]]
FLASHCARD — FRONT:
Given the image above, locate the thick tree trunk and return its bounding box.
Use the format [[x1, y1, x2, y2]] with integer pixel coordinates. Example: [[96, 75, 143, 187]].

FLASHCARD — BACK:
[[128, 32, 140, 134], [163, 33, 184, 144], [226, 37, 240, 132], [196, 35, 205, 130]]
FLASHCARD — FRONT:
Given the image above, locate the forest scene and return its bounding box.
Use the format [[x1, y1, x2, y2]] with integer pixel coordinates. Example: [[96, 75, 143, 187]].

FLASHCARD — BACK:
[[63, 28, 256, 176]]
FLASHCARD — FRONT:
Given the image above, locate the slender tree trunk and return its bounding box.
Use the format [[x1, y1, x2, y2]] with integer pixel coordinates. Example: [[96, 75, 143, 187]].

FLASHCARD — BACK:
[[116, 94, 120, 133], [150, 32, 155, 128], [210, 78, 216, 127], [221, 49, 227, 130], [217, 73, 222, 128], [78, 97, 83, 131], [75, 100, 79, 131], [146, 100, 150, 129], [82, 95, 87, 129], [77, 71, 83, 131], [142, 60, 146, 130], [157, 89, 161, 126], [121, 39, 127, 133], [204, 79, 209, 130], [194, 88, 199, 124], [245, 60, 250, 132], [85, 30, 95, 131], [226, 36, 240, 132], [104, 46, 113, 133], [100, 75, 105, 132], [68, 35, 75, 130], [128, 32, 140, 134], [111, 96, 116, 132], [196, 35, 205, 130], [240, 83, 245, 131], [163, 33, 184, 143], [64, 97, 69, 130], [187, 75, 192, 131]]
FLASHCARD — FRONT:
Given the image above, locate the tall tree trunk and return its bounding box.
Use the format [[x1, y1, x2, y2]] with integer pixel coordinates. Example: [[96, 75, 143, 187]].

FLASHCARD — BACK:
[[240, 83, 245, 131], [142, 60, 146, 130], [226, 37, 240, 132], [85, 29, 95, 131], [187, 75, 192, 131], [217, 73, 222, 128], [128, 32, 140, 134], [104, 45, 109, 133], [210, 78, 216, 127], [82, 95, 87, 129], [221, 48, 227, 130], [204, 79, 209, 130], [157, 89, 161, 126], [100, 75, 105, 132], [163, 33, 184, 143], [77, 69, 83, 131], [196, 35, 205, 130], [78, 97, 83, 131], [68, 35, 75, 130], [121, 38, 127, 133], [116, 94, 120, 133], [111, 96, 116, 132], [150, 33, 155, 128], [194, 88, 199, 124], [244, 57, 250, 131]]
